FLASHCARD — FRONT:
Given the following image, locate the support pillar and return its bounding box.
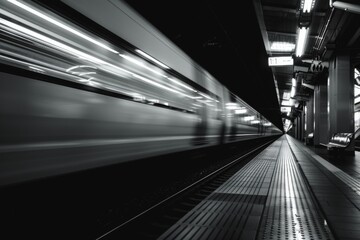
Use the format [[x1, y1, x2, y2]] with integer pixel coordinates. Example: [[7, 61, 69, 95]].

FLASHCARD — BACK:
[[305, 94, 314, 137], [328, 52, 354, 151], [314, 84, 328, 145]]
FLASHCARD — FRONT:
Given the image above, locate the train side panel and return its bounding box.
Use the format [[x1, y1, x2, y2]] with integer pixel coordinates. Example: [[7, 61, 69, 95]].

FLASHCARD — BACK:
[[0, 72, 198, 185]]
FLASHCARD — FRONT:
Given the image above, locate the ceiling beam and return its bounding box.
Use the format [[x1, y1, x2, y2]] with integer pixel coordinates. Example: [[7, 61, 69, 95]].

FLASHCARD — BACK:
[[253, 0, 271, 53]]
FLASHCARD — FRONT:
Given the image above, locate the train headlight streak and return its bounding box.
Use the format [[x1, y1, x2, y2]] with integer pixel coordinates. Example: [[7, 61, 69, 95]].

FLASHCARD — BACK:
[[135, 49, 169, 69], [7, 0, 119, 54]]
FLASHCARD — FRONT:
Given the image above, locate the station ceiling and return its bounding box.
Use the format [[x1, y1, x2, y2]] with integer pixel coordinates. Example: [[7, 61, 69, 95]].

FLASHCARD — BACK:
[[123, 0, 360, 130]]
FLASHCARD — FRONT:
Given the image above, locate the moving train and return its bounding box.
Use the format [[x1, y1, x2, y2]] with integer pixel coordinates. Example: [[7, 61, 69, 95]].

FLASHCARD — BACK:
[[0, 0, 282, 186]]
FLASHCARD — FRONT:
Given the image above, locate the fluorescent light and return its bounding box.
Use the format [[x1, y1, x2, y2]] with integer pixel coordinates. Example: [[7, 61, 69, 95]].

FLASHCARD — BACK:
[[268, 56, 294, 66], [7, 0, 119, 54], [270, 42, 295, 52], [281, 100, 292, 106], [291, 86, 296, 97], [281, 107, 291, 112], [302, 0, 315, 12], [283, 92, 290, 100], [251, 120, 260, 124], [135, 49, 169, 69], [332, 2, 360, 14], [296, 28, 308, 57]]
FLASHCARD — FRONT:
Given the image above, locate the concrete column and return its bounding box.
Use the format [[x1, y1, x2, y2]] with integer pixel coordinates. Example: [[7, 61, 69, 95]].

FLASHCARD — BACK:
[[297, 116, 301, 140], [300, 110, 305, 141], [328, 52, 354, 152], [305, 94, 314, 137], [328, 53, 354, 134], [314, 84, 328, 145]]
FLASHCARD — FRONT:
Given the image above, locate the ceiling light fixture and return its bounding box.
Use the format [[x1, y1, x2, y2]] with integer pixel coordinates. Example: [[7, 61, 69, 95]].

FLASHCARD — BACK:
[[296, 27, 308, 57], [270, 42, 295, 52], [331, 1, 360, 14], [301, 0, 316, 13], [290, 86, 296, 97], [283, 92, 290, 100]]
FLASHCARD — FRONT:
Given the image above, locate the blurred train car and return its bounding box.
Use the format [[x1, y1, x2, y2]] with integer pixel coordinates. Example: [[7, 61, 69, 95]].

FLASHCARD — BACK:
[[0, 0, 282, 186]]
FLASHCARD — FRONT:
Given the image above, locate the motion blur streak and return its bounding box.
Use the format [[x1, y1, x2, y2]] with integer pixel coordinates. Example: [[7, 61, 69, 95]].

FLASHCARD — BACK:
[[0, 0, 282, 186]]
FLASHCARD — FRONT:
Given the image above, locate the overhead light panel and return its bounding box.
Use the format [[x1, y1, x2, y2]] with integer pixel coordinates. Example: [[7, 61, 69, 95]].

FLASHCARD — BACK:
[[301, 0, 316, 12], [296, 28, 308, 57], [281, 100, 293, 106], [291, 86, 296, 97], [281, 107, 291, 112], [270, 42, 295, 52], [331, 1, 360, 14], [283, 92, 290, 100]]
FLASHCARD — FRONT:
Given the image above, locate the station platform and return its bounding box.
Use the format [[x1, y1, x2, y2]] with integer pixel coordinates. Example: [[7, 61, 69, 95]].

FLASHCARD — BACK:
[[157, 135, 360, 240]]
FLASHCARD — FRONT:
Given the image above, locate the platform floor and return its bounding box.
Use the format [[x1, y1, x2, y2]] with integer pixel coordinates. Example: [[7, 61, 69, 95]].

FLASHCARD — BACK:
[[157, 135, 360, 240]]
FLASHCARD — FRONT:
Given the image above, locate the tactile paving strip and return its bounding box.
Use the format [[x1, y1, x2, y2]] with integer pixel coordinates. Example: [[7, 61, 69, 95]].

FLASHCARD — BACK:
[[257, 138, 334, 240], [157, 139, 282, 240]]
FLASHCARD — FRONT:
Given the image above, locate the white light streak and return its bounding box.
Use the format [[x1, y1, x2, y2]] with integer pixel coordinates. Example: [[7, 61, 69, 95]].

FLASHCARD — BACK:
[[120, 54, 164, 76], [135, 49, 169, 69], [8, 0, 119, 54], [66, 65, 97, 72], [167, 77, 197, 92]]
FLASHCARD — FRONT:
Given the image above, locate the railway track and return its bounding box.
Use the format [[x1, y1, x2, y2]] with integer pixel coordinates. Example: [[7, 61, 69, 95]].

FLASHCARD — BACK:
[[97, 137, 278, 240]]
